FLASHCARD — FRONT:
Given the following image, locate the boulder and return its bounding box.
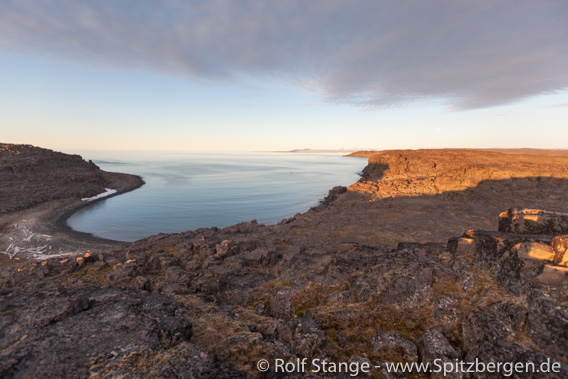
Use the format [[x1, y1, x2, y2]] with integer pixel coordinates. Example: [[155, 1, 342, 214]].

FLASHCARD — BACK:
[[462, 311, 511, 353], [514, 241, 555, 262], [499, 208, 568, 235], [453, 229, 559, 294], [551, 235, 568, 265], [447, 237, 475, 259], [526, 290, 568, 360], [215, 240, 239, 259], [275, 314, 335, 358], [269, 288, 297, 320], [484, 301, 527, 333], [377, 267, 433, 308], [418, 329, 462, 378]]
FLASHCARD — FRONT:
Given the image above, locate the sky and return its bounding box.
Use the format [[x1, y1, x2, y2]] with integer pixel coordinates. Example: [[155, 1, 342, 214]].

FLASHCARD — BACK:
[[1, 0, 567, 152]]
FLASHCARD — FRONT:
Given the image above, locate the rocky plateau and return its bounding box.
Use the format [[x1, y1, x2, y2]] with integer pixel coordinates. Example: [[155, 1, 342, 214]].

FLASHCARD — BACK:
[[1, 144, 567, 378]]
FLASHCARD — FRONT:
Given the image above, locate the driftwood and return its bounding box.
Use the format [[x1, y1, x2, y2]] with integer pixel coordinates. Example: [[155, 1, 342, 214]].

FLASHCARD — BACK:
[[3, 243, 50, 259], [1, 221, 53, 259], [4, 243, 19, 259]]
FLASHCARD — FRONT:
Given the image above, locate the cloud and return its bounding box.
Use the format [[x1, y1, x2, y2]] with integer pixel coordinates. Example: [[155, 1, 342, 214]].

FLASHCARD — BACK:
[[1, 0, 567, 109]]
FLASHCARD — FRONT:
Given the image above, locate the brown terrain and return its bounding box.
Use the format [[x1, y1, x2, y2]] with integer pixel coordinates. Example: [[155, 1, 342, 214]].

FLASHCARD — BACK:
[[1, 144, 568, 378], [0, 144, 143, 264]]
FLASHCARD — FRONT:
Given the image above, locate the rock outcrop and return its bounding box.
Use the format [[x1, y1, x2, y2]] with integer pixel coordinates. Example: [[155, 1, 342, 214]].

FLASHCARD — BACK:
[[499, 208, 568, 236], [350, 149, 568, 200], [444, 209, 568, 376]]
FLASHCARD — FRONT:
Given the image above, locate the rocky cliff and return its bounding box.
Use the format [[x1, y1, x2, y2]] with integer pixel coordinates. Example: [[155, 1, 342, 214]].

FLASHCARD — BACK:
[[351, 149, 568, 198], [1, 148, 567, 378]]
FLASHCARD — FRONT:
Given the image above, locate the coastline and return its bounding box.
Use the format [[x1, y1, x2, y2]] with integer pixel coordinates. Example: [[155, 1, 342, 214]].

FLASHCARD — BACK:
[[2, 146, 568, 377], [53, 175, 145, 244], [0, 143, 146, 263], [6, 147, 568, 261], [5, 147, 568, 261], [59, 151, 367, 242], [2, 146, 365, 261], [0, 174, 144, 265]]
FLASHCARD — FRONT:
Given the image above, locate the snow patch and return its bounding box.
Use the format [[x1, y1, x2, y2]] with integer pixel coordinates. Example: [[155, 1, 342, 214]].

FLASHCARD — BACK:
[[81, 188, 117, 201]]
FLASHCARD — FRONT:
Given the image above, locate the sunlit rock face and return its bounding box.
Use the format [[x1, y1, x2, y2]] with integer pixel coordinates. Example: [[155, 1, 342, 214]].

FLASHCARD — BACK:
[[349, 149, 568, 200]]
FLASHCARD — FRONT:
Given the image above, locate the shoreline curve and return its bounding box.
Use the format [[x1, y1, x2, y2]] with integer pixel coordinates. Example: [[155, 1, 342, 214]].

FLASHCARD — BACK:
[[54, 175, 146, 244]]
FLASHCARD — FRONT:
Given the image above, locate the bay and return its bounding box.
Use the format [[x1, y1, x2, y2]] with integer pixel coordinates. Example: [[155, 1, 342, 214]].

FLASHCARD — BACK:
[[67, 151, 366, 242]]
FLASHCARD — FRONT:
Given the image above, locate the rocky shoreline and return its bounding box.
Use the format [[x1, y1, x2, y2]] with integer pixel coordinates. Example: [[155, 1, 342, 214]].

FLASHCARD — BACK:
[[0, 143, 144, 264], [1, 145, 568, 378]]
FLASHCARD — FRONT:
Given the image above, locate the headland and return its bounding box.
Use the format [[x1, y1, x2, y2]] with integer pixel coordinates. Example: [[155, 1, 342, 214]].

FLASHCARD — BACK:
[[0, 143, 143, 264]]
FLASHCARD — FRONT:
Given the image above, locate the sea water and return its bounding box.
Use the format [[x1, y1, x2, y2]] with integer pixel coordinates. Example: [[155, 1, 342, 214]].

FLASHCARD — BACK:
[[67, 151, 366, 242]]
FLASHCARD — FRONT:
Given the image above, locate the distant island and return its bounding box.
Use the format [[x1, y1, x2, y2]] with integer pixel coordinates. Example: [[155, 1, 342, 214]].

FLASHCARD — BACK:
[[289, 148, 360, 153], [259, 148, 364, 154]]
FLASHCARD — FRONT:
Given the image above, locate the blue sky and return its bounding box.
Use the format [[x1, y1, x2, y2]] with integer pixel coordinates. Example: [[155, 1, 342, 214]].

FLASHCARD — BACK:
[[1, 1, 567, 152]]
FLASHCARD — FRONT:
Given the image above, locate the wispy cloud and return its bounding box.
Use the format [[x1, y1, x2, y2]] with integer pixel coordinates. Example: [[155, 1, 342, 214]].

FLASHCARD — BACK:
[[1, 0, 567, 110], [548, 102, 568, 107]]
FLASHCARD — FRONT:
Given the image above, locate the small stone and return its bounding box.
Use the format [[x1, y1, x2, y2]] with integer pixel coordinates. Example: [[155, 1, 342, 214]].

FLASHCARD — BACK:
[[372, 332, 418, 362], [433, 296, 460, 325]]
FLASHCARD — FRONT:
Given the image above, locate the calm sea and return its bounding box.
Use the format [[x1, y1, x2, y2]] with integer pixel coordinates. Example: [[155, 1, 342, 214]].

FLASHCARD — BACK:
[[67, 151, 366, 242]]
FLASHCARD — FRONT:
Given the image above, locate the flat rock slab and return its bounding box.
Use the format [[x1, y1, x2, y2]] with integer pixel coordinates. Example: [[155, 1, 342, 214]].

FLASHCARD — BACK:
[[0, 287, 191, 378]]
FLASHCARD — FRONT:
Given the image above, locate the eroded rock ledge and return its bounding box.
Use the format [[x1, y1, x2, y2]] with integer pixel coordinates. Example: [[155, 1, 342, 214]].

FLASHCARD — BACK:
[[349, 149, 568, 199]]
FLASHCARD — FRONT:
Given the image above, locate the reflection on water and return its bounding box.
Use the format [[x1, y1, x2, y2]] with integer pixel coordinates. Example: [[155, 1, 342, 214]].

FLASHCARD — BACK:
[[67, 151, 366, 242]]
